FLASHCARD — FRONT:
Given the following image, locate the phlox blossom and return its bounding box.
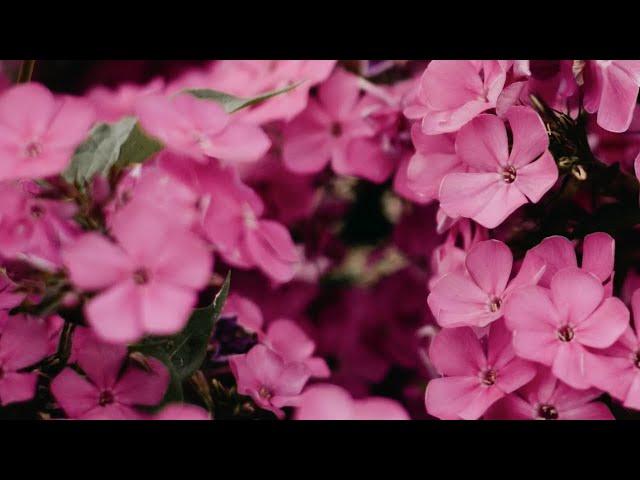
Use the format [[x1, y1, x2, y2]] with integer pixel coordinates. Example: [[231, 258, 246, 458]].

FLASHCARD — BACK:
[[504, 267, 629, 389]]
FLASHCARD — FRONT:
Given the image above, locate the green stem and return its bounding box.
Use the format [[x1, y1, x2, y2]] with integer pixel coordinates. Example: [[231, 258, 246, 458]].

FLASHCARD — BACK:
[[16, 60, 36, 84]]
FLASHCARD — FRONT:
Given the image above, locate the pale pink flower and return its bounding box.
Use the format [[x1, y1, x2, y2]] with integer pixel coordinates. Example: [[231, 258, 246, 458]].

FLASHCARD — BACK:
[[265, 318, 330, 378], [485, 368, 613, 420], [405, 60, 507, 134], [222, 293, 264, 334], [159, 154, 299, 283], [104, 162, 200, 229], [0, 83, 95, 180], [135, 93, 270, 164], [86, 78, 164, 122], [428, 239, 545, 328], [294, 384, 409, 420], [62, 203, 212, 344], [229, 344, 310, 419], [587, 289, 640, 410], [400, 124, 461, 204], [504, 267, 629, 390], [152, 403, 211, 420], [428, 218, 488, 290], [0, 180, 80, 270], [282, 68, 389, 181], [0, 312, 50, 405], [205, 60, 336, 124], [524, 233, 615, 292], [439, 107, 558, 229], [424, 320, 537, 420], [584, 60, 640, 133], [51, 334, 169, 420]]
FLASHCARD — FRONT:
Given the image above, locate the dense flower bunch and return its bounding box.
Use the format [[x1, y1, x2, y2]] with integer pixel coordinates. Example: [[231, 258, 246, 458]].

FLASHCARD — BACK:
[[1, 59, 639, 420]]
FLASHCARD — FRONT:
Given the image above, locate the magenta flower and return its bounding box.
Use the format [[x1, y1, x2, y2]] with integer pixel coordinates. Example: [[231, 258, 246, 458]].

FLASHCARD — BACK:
[[424, 320, 537, 420], [525, 233, 615, 291], [135, 93, 270, 164], [0, 83, 95, 181], [294, 384, 409, 420], [282, 68, 387, 180], [588, 289, 640, 410], [51, 334, 169, 419], [584, 61, 640, 133], [265, 318, 330, 378], [428, 239, 545, 328], [62, 203, 212, 344], [404, 60, 507, 134], [439, 107, 558, 229], [0, 312, 50, 406], [485, 368, 614, 420], [504, 267, 629, 389], [229, 344, 310, 419]]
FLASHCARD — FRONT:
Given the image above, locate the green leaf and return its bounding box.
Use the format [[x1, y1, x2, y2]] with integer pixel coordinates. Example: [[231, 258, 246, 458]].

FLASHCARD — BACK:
[[131, 272, 231, 381], [63, 117, 162, 186], [184, 81, 303, 113]]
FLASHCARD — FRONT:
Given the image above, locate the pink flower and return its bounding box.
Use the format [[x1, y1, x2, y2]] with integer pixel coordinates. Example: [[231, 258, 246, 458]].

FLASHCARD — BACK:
[[589, 105, 640, 171], [294, 384, 409, 420], [104, 162, 200, 229], [205, 60, 336, 125], [587, 289, 640, 410], [424, 320, 537, 420], [86, 78, 164, 122], [151, 403, 211, 420], [222, 293, 264, 334], [0, 83, 95, 181], [428, 239, 545, 328], [0, 180, 80, 270], [524, 233, 615, 291], [0, 312, 50, 405], [401, 124, 462, 204], [135, 93, 270, 164], [405, 60, 507, 134], [504, 267, 629, 389], [51, 334, 169, 419], [264, 318, 330, 378], [439, 107, 558, 229], [159, 153, 299, 283], [584, 61, 640, 133], [229, 344, 310, 419], [428, 218, 487, 290], [62, 203, 212, 344], [485, 368, 613, 420], [282, 68, 389, 181]]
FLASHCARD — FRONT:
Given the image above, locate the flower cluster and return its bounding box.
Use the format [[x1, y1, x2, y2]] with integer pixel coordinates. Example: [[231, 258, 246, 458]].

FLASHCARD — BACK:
[[1, 59, 640, 420]]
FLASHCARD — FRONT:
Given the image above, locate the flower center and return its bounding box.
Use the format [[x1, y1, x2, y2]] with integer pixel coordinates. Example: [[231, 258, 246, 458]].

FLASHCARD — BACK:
[[557, 325, 574, 342], [634, 351, 640, 369], [29, 204, 45, 218], [24, 141, 43, 158], [258, 386, 272, 399], [331, 122, 343, 137], [133, 268, 150, 285], [501, 165, 517, 183], [98, 390, 115, 406], [243, 205, 258, 229], [488, 296, 502, 313], [480, 369, 497, 386], [537, 404, 559, 420]]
